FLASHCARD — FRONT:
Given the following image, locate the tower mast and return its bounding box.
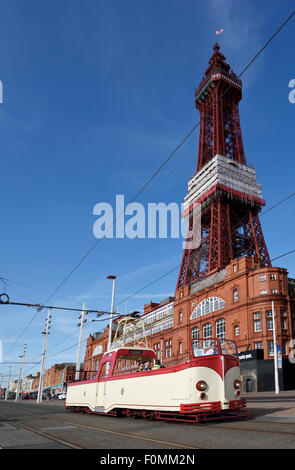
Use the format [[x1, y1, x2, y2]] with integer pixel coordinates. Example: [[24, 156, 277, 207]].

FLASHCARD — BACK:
[[177, 43, 271, 289]]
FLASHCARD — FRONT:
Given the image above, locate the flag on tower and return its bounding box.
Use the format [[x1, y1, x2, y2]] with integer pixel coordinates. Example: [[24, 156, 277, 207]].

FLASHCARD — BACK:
[[216, 29, 224, 35]]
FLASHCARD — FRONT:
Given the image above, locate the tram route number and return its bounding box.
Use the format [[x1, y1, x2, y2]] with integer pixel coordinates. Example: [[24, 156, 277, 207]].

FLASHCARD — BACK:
[[99, 453, 196, 467]]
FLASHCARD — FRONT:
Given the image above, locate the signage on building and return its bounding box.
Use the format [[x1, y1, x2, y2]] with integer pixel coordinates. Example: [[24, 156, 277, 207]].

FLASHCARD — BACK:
[[238, 349, 264, 362], [277, 345, 282, 369]]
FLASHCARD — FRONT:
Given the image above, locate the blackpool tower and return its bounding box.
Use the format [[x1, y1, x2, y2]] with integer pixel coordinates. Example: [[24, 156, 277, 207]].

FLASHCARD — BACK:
[[177, 43, 271, 289]]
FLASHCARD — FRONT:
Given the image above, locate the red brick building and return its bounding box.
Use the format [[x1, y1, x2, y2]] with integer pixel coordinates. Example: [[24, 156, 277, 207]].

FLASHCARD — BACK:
[[83, 329, 111, 379], [83, 258, 294, 366], [32, 373, 40, 391], [43, 363, 77, 394]]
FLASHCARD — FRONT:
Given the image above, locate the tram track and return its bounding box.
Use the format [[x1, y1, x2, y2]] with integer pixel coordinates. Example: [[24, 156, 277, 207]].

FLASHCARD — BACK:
[[0, 407, 198, 449], [1, 403, 295, 449], [0, 412, 84, 449], [61, 418, 198, 449]]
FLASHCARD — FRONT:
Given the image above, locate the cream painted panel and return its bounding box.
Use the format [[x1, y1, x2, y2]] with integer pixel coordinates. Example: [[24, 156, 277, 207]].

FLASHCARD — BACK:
[[224, 366, 240, 401]]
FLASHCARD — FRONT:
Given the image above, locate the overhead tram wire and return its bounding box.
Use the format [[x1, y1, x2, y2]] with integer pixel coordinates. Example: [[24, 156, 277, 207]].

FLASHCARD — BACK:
[[40, 11, 295, 306], [6, 10, 295, 357], [260, 192, 295, 217], [21, 246, 295, 377], [114, 188, 295, 309], [183, 9, 295, 173], [1, 276, 102, 311], [14, 226, 295, 376], [40, 123, 199, 310], [0, 299, 125, 316], [114, 264, 181, 309], [271, 249, 295, 262], [224, 191, 295, 238], [3, 300, 124, 359], [21, 316, 121, 376], [114, 246, 295, 312], [21, 312, 121, 371], [19, 235, 295, 376], [1, 275, 115, 360], [45, 317, 122, 361]]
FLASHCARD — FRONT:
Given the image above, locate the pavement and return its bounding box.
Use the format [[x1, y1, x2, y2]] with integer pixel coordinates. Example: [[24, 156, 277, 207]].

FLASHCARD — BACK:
[[241, 390, 295, 420]]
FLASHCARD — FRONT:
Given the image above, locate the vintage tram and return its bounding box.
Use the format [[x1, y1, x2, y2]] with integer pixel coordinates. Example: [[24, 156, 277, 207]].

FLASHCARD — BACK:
[[66, 335, 248, 423]]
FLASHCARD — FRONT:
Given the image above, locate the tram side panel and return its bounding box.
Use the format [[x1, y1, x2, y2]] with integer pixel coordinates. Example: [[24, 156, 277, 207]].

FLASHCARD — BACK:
[[66, 361, 241, 414], [97, 363, 226, 413], [99, 371, 182, 413], [66, 382, 97, 411]]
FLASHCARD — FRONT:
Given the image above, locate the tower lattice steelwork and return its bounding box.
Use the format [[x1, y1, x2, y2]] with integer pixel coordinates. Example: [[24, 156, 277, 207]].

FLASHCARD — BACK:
[[176, 43, 271, 289]]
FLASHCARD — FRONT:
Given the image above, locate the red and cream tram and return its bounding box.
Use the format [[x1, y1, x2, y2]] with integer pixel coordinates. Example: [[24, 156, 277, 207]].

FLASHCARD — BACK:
[[66, 338, 248, 423]]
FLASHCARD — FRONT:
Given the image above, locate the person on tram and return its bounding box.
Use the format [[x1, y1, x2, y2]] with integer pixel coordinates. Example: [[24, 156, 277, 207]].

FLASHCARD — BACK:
[[136, 363, 145, 372], [152, 359, 164, 369], [204, 341, 219, 355], [145, 361, 153, 370]]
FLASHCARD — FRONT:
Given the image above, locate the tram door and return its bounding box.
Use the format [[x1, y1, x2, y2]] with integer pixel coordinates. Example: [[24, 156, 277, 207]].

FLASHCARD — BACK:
[[95, 361, 111, 411]]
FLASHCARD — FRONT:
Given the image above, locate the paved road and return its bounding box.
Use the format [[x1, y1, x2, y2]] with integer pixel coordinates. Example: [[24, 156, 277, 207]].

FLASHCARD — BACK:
[[0, 398, 295, 449]]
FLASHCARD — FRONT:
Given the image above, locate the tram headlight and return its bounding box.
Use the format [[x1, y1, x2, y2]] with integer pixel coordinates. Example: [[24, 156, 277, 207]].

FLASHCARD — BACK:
[[234, 379, 241, 390], [196, 380, 207, 391]]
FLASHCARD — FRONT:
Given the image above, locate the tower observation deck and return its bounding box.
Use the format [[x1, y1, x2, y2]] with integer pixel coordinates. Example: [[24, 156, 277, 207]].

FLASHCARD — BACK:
[[177, 43, 271, 289]]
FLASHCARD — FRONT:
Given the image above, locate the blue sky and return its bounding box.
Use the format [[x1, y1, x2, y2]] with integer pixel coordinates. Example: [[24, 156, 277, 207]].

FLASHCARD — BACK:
[[0, 0, 294, 382]]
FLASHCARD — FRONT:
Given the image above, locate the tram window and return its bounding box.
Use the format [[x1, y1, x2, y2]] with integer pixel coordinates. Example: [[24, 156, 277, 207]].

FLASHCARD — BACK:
[[220, 340, 238, 357], [192, 339, 219, 357], [113, 354, 155, 375], [98, 362, 110, 379]]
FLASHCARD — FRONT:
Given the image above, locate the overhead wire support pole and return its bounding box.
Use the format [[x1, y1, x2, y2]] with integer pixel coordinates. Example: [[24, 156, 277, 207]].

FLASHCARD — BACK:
[[107, 276, 117, 352], [37, 311, 51, 404], [15, 342, 26, 401], [75, 303, 87, 381]]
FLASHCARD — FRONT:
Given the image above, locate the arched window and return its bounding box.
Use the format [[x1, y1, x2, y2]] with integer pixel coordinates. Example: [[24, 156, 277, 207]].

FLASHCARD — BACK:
[[190, 297, 225, 320], [203, 322, 212, 347], [92, 345, 103, 357], [216, 318, 225, 339]]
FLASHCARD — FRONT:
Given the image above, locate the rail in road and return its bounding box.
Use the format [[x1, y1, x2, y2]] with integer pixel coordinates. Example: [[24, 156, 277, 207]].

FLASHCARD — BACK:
[[0, 401, 295, 449], [0, 402, 196, 450]]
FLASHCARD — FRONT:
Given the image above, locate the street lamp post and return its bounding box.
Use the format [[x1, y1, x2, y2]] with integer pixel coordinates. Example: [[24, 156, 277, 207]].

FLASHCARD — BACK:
[[107, 276, 116, 352], [272, 300, 280, 394]]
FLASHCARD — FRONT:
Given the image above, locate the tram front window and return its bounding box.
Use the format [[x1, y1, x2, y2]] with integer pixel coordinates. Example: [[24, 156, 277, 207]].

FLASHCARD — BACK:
[[113, 353, 155, 375], [220, 340, 238, 357], [192, 339, 219, 357]]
